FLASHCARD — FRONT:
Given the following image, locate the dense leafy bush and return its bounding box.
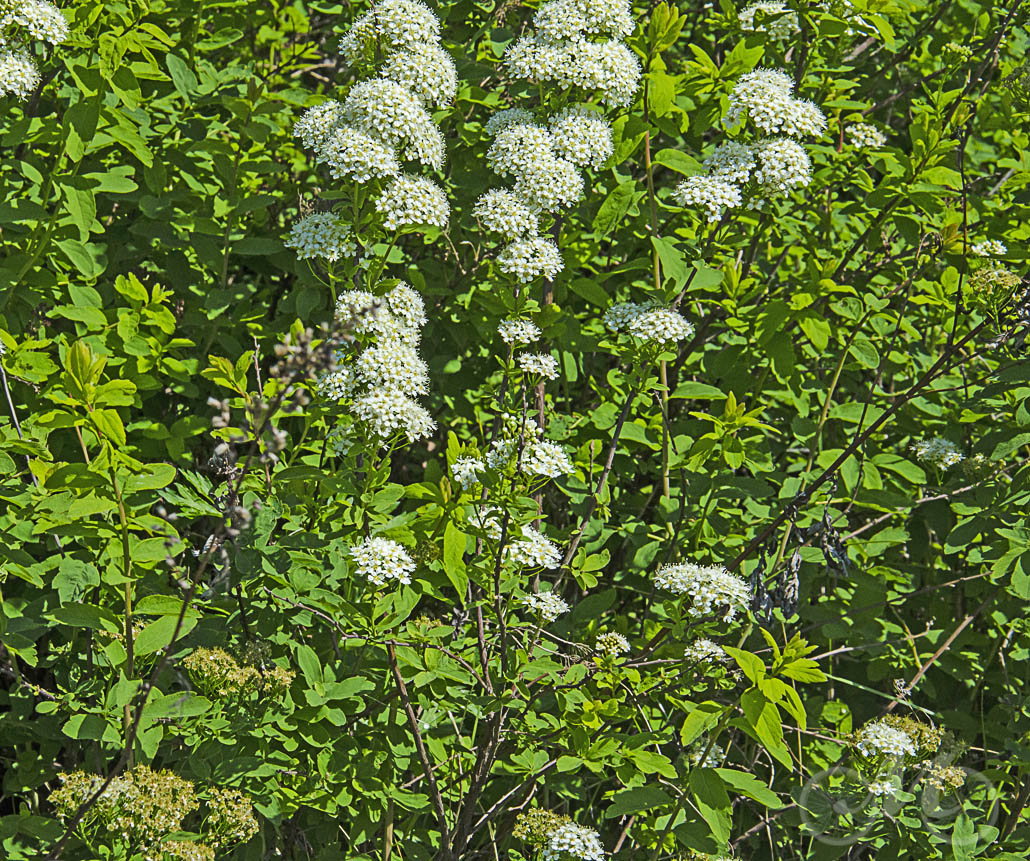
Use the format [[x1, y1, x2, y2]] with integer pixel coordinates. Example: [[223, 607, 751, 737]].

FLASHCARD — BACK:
[[2, 1, 1030, 859]]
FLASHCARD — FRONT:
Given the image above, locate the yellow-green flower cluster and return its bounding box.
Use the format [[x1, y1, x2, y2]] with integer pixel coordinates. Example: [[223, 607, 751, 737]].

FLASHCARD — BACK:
[[514, 808, 572, 847], [50, 766, 198, 859], [162, 840, 215, 861], [205, 787, 260, 851], [923, 762, 965, 792], [183, 645, 294, 703]]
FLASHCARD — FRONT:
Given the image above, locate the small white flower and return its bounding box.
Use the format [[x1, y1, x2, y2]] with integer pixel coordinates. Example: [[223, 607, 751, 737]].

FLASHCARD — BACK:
[[911, 436, 963, 470], [626, 308, 695, 345], [350, 536, 415, 587], [338, 0, 442, 62], [848, 122, 887, 149], [451, 456, 485, 490], [754, 137, 812, 195], [355, 339, 430, 396], [868, 779, 897, 798], [541, 821, 605, 861], [1, 0, 69, 45], [474, 189, 539, 238], [498, 236, 564, 282], [523, 440, 573, 479], [685, 638, 727, 663], [522, 590, 570, 621], [654, 562, 751, 621], [972, 239, 1006, 257], [485, 108, 538, 137], [343, 78, 444, 169], [319, 125, 400, 183], [704, 140, 757, 185], [285, 212, 356, 262], [380, 42, 458, 107], [548, 106, 614, 170], [293, 101, 347, 152], [518, 352, 559, 380], [0, 48, 39, 99], [855, 721, 917, 758], [354, 389, 435, 444], [739, 1, 800, 39], [498, 318, 541, 345], [376, 174, 450, 231], [672, 175, 742, 221], [508, 526, 562, 570], [603, 301, 650, 333]]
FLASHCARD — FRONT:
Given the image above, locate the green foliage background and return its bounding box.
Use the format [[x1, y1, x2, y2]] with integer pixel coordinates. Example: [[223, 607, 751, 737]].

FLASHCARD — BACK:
[[2, 0, 1030, 859]]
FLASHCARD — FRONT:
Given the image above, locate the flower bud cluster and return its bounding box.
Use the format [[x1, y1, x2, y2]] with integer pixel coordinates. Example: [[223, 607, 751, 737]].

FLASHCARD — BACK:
[[0, 0, 68, 100]]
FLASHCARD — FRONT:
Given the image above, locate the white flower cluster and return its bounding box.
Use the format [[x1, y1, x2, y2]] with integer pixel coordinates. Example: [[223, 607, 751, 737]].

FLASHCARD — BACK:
[[972, 239, 1007, 257], [685, 638, 727, 663], [688, 739, 725, 768], [596, 632, 630, 656], [848, 122, 887, 149], [854, 720, 917, 758], [509, 526, 563, 570], [523, 439, 574, 478], [288, 0, 453, 242], [486, 416, 574, 480], [518, 352, 560, 380], [911, 436, 963, 470], [497, 235, 564, 282], [376, 174, 450, 231], [0, 0, 67, 100], [322, 283, 435, 446], [541, 821, 605, 861], [504, 0, 640, 108], [726, 69, 826, 137], [867, 779, 897, 798], [604, 301, 695, 346], [654, 562, 752, 621], [451, 456, 485, 490], [672, 175, 742, 222], [350, 536, 416, 588], [522, 589, 569, 620], [284, 212, 357, 262], [481, 6, 629, 280], [498, 318, 541, 345], [738, 1, 800, 39], [673, 69, 824, 217]]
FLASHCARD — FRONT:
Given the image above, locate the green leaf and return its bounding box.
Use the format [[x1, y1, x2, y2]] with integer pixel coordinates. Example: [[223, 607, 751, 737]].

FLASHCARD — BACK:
[[569, 277, 610, 308], [654, 148, 702, 176], [605, 785, 674, 818], [689, 767, 732, 845], [296, 643, 324, 687], [165, 53, 198, 96], [714, 768, 783, 808], [593, 181, 637, 236], [651, 235, 688, 289], [442, 521, 468, 598], [741, 690, 793, 770], [681, 702, 722, 746], [134, 615, 197, 656], [724, 647, 765, 684]]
